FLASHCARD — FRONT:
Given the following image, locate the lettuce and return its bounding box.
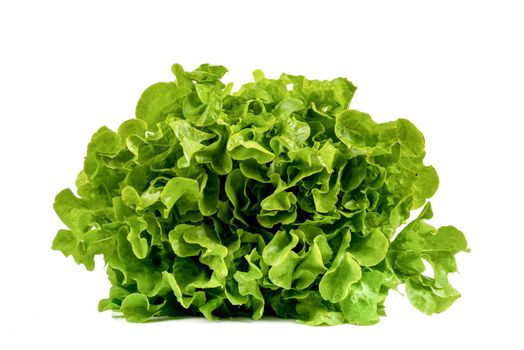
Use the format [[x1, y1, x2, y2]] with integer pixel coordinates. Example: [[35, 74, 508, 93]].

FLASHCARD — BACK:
[[52, 63, 468, 325]]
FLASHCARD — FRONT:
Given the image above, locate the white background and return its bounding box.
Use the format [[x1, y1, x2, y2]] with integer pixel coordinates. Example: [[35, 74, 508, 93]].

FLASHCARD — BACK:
[[1, 0, 522, 349]]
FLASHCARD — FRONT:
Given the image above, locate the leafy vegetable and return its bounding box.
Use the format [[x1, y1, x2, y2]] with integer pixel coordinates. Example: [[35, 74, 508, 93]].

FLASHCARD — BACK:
[[52, 63, 468, 325]]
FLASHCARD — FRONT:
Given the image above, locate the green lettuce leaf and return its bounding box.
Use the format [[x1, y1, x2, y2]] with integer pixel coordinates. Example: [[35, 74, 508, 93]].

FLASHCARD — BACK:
[[52, 63, 468, 325]]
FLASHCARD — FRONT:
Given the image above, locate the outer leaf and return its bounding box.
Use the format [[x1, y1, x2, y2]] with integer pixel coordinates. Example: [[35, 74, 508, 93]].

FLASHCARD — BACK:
[[340, 270, 385, 325], [136, 82, 190, 128], [319, 252, 362, 303], [169, 119, 215, 168], [293, 236, 328, 289], [406, 276, 461, 315], [160, 177, 200, 218], [349, 230, 389, 267], [335, 109, 377, 148], [121, 293, 165, 322]]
